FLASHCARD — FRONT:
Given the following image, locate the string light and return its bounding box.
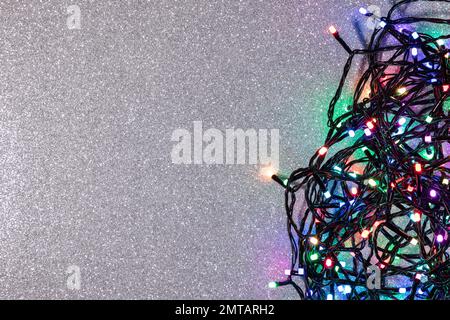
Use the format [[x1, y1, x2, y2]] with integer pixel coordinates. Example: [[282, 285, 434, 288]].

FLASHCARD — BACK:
[[328, 26, 337, 35], [410, 211, 422, 223], [309, 236, 319, 245], [270, 0, 450, 301], [397, 87, 407, 95], [415, 163, 422, 173], [318, 146, 328, 156]]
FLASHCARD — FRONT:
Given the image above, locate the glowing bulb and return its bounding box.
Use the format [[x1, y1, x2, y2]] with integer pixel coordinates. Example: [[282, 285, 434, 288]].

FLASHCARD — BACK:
[[361, 229, 370, 239], [348, 130, 356, 137], [429, 189, 437, 198], [350, 187, 358, 196], [310, 253, 319, 261], [309, 237, 319, 246], [410, 238, 418, 246], [364, 128, 372, 136], [415, 163, 422, 173], [443, 84, 449, 92], [443, 178, 449, 185], [398, 117, 407, 125], [298, 268, 304, 275], [437, 234, 444, 243], [284, 269, 291, 276], [325, 258, 334, 268], [327, 294, 333, 300], [324, 191, 331, 199], [412, 48, 418, 56], [379, 21, 387, 28], [359, 7, 368, 15], [412, 32, 419, 39], [260, 166, 277, 180], [425, 116, 433, 123], [407, 185, 414, 192], [329, 26, 338, 35], [399, 288, 407, 294], [318, 146, 328, 156], [368, 179, 377, 187], [424, 135, 432, 143], [268, 281, 278, 289], [366, 121, 375, 130], [344, 286, 351, 294], [397, 87, 407, 95]]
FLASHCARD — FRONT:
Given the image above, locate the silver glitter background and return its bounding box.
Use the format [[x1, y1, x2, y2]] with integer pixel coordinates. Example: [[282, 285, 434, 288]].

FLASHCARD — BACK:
[[0, 0, 437, 299]]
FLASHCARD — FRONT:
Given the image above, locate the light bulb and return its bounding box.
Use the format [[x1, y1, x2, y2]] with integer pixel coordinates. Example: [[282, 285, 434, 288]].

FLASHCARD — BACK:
[[397, 87, 407, 95], [361, 229, 370, 239], [415, 163, 422, 173], [309, 237, 319, 246], [329, 26, 337, 35], [410, 211, 421, 223], [318, 146, 328, 156], [324, 258, 334, 268], [368, 179, 377, 187]]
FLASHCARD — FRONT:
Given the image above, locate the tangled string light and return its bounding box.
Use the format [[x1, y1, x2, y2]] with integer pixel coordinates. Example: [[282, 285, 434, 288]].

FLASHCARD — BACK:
[[270, 0, 449, 300]]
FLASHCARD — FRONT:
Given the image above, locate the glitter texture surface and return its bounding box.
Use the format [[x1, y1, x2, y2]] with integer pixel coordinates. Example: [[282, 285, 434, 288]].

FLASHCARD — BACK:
[[0, 0, 434, 299]]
